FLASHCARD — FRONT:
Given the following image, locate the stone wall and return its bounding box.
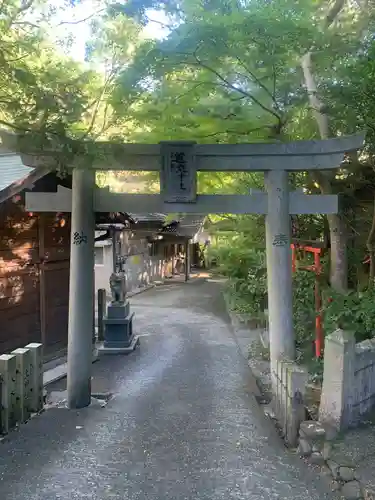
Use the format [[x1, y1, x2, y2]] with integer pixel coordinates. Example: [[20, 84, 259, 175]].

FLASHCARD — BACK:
[[320, 329, 375, 430]]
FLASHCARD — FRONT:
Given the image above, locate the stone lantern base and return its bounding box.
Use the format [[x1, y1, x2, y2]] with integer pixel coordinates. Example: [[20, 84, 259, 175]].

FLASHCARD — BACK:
[[98, 301, 140, 355]]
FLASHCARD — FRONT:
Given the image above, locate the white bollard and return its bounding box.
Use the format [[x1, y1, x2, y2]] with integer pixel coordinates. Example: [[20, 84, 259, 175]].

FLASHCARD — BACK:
[[25, 343, 43, 413], [12, 348, 32, 423], [0, 354, 17, 434]]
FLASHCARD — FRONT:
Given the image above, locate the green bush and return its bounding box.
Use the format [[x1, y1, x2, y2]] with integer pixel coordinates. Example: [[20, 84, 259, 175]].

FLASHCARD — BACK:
[[293, 270, 316, 347], [212, 234, 375, 350], [217, 245, 268, 316], [215, 242, 317, 340], [322, 286, 375, 342]]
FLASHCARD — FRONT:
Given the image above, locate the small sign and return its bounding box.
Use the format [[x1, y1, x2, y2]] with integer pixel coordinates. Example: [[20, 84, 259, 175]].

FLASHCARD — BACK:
[[160, 142, 197, 203]]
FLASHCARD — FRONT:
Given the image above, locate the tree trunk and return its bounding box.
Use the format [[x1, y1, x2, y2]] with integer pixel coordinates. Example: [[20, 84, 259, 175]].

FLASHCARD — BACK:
[[327, 214, 348, 292], [314, 170, 349, 292], [366, 195, 375, 286], [301, 39, 349, 292]]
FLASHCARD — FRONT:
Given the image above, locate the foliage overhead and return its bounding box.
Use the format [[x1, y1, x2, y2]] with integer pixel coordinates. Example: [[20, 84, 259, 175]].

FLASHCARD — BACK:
[[3, 0, 375, 349]]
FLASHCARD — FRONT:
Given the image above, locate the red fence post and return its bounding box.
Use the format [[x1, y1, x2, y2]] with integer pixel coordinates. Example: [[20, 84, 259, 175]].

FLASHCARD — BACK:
[[314, 250, 323, 358]]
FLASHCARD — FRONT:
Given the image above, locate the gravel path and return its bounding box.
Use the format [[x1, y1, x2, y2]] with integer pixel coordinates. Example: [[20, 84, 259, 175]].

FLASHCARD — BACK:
[[0, 280, 335, 499]]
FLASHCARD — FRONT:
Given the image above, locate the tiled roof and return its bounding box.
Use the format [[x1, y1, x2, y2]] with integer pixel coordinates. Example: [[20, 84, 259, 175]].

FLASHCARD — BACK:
[[177, 215, 205, 238], [0, 153, 33, 192], [130, 213, 166, 223]]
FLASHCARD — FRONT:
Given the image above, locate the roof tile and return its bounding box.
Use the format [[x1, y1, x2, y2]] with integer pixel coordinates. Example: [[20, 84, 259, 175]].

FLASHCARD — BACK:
[[0, 153, 33, 192]]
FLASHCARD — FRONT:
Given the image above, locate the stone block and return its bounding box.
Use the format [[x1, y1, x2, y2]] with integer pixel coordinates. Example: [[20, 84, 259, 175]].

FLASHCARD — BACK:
[[299, 420, 326, 440], [104, 312, 134, 348], [322, 422, 338, 441], [98, 335, 140, 356], [107, 301, 130, 319], [310, 451, 325, 466], [259, 330, 269, 349], [273, 360, 308, 448], [298, 438, 312, 457], [274, 359, 282, 422], [299, 420, 326, 450], [364, 487, 375, 500], [331, 480, 341, 492], [25, 343, 43, 412], [319, 329, 356, 430], [323, 441, 333, 460], [0, 354, 17, 433], [274, 359, 291, 436], [341, 480, 362, 500], [339, 467, 356, 483], [11, 348, 32, 423], [327, 459, 340, 479], [320, 465, 332, 479], [286, 364, 308, 447]]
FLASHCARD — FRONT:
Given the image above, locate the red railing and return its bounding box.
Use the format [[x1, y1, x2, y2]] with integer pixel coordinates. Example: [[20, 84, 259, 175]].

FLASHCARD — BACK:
[[291, 244, 323, 358]]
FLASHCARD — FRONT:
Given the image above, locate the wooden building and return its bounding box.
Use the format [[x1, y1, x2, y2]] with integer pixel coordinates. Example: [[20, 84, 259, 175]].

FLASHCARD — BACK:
[[0, 155, 71, 360], [0, 153, 205, 360]]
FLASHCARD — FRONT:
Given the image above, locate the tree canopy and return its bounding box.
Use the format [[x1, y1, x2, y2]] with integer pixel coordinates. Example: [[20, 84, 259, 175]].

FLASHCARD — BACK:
[[2, 0, 375, 296]]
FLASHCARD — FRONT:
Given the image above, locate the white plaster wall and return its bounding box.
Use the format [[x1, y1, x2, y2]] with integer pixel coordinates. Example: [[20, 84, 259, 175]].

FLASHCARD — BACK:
[[94, 237, 165, 296], [125, 253, 165, 290], [94, 243, 113, 293]]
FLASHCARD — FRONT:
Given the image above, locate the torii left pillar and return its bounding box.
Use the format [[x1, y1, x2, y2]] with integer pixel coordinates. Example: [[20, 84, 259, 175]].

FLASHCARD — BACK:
[[67, 168, 95, 409], [265, 170, 295, 379]]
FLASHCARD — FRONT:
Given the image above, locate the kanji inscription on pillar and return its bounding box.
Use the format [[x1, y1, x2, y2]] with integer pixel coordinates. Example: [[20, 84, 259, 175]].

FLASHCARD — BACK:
[[73, 231, 87, 245], [160, 142, 197, 203], [272, 233, 288, 247]]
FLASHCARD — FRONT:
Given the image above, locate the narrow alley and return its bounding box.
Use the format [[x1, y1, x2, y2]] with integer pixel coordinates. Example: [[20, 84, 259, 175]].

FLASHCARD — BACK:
[[0, 280, 335, 499]]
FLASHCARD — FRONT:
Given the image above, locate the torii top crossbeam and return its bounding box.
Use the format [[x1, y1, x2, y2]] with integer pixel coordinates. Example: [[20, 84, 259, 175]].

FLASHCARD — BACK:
[[0, 130, 365, 171]]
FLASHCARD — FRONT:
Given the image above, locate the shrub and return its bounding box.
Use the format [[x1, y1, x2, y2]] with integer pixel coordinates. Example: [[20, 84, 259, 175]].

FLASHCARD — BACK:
[[322, 286, 375, 342]]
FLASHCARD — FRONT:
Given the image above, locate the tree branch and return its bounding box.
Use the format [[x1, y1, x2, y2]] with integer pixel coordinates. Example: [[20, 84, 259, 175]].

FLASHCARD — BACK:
[[189, 50, 282, 123], [325, 0, 346, 27], [196, 126, 273, 139], [221, 40, 280, 111], [145, 17, 173, 29], [82, 70, 116, 139], [57, 9, 105, 26]]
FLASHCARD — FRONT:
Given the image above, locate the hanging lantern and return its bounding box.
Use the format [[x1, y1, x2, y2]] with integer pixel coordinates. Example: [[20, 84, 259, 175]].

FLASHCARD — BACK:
[[54, 212, 66, 228]]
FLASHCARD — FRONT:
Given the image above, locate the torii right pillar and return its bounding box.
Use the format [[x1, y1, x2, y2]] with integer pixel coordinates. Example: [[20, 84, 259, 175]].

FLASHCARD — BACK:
[[265, 170, 295, 378]]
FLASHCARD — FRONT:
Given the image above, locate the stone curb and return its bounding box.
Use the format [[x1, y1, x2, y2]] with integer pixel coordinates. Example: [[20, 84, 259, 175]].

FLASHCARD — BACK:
[[296, 420, 375, 499], [43, 351, 99, 387], [222, 292, 375, 499]]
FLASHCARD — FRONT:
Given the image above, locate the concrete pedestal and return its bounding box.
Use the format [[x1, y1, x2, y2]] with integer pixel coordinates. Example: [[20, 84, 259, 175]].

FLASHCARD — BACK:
[[98, 301, 139, 355]]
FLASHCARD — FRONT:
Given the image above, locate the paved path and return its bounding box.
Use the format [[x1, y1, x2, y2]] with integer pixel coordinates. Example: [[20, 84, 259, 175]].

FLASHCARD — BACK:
[[0, 280, 335, 499]]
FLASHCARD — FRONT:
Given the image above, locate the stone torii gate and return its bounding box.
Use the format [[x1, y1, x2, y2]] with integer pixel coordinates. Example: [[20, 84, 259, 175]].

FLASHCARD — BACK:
[[1, 132, 364, 408]]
